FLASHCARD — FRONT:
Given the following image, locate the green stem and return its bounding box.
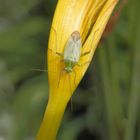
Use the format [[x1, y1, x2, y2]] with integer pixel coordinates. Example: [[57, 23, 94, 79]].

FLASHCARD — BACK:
[[98, 47, 120, 140], [137, 114, 140, 140], [108, 36, 124, 133], [124, 16, 140, 140]]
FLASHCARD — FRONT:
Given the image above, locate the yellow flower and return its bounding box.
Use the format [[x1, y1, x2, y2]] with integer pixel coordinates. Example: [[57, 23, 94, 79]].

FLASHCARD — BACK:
[[36, 0, 118, 140]]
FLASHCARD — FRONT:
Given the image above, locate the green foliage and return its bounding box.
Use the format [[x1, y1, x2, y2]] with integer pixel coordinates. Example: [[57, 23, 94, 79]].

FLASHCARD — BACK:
[[0, 0, 139, 140]]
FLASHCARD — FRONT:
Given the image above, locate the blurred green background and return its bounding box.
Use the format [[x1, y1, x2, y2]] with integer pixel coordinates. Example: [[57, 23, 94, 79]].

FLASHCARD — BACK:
[[0, 0, 139, 140]]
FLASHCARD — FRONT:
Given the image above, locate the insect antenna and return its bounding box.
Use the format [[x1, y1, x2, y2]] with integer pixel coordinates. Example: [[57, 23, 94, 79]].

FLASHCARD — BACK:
[[31, 68, 48, 72], [31, 68, 57, 74]]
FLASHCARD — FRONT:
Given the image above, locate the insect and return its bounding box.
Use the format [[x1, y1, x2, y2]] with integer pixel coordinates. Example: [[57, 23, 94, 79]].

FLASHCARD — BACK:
[[62, 31, 81, 73], [49, 28, 91, 87]]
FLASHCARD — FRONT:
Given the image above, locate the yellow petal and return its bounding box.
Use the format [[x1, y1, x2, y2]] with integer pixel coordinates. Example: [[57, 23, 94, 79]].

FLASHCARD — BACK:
[[36, 0, 118, 140]]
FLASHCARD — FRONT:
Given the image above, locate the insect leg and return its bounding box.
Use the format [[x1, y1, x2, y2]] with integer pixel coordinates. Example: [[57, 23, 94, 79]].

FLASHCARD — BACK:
[[77, 61, 91, 67], [51, 26, 63, 55], [48, 48, 63, 57], [68, 73, 73, 110], [81, 29, 99, 57], [56, 52, 63, 57], [58, 69, 65, 87], [81, 51, 91, 57], [68, 73, 72, 95], [73, 69, 77, 87], [49, 27, 63, 57]]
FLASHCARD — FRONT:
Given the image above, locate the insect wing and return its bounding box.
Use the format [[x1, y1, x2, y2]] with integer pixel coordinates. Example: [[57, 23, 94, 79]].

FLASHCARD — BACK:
[[64, 35, 81, 62]]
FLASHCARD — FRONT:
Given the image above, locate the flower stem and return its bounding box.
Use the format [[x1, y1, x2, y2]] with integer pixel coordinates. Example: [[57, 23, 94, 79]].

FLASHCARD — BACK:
[[36, 95, 67, 140]]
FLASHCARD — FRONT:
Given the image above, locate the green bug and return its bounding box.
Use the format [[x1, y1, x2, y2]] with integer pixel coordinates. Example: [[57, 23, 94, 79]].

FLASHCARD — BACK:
[[33, 28, 98, 87], [63, 31, 82, 73], [50, 28, 91, 87]]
